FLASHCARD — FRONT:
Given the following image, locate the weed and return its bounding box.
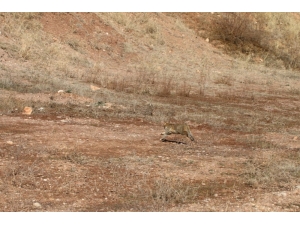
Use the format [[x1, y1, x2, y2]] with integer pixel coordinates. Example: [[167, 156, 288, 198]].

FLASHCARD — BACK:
[[239, 135, 278, 150], [289, 88, 300, 95], [67, 39, 81, 51], [149, 177, 199, 207], [145, 22, 158, 34], [241, 155, 300, 189], [214, 75, 234, 86], [63, 152, 89, 165], [117, 174, 200, 211], [176, 80, 191, 97], [155, 76, 173, 97]]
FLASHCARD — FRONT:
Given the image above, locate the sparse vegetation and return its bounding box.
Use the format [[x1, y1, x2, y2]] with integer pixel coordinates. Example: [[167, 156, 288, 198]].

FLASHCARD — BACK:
[[194, 12, 300, 70], [1, 12, 300, 212], [242, 152, 300, 189]]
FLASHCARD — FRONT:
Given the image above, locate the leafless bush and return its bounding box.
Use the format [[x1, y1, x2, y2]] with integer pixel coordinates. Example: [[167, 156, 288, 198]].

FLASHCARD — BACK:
[[209, 12, 300, 70], [214, 75, 234, 86], [211, 13, 267, 49], [155, 76, 173, 97], [176, 80, 191, 97]]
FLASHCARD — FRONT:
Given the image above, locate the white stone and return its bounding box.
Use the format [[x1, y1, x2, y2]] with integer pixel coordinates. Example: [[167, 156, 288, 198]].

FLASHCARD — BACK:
[[90, 85, 100, 91], [33, 202, 42, 208]]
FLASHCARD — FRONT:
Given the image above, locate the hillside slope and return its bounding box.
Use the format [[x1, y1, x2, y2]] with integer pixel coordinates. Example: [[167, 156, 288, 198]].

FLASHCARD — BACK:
[[1, 13, 300, 212]]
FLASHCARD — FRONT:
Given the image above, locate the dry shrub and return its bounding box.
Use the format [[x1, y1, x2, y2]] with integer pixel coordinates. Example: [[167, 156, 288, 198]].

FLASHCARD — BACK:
[[0, 13, 44, 61], [156, 76, 173, 97], [242, 153, 300, 188], [19, 42, 31, 60], [210, 13, 267, 51], [214, 75, 234, 86], [176, 80, 191, 97], [208, 12, 300, 70], [116, 173, 199, 211], [149, 177, 199, 208], [263, 13, 300, 69]]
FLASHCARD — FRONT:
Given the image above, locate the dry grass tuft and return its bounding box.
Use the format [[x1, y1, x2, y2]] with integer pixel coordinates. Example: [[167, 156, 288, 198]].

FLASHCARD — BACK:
[[214, 75, 234, 86], [242, 152, 300, 188]]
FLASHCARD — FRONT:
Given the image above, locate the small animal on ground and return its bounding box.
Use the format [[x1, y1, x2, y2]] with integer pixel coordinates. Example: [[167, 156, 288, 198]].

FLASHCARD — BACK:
[[161, 122, 194, 142]]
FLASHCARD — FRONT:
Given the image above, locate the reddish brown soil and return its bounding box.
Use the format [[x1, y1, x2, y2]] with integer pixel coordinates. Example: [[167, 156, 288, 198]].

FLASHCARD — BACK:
[[1, 111, 300, 211], [1, 13, 300, 212]]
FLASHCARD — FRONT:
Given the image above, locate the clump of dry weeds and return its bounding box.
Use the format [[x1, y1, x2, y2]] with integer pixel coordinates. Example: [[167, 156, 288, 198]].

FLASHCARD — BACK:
[[241, 151, 300, 189]]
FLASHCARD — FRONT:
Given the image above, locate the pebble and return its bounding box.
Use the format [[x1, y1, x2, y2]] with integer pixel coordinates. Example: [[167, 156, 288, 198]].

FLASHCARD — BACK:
[[277, 192, 287, 197], [37, 107, 45, 112], [22, 106, 33, 115], [33, 202, 42, 208]]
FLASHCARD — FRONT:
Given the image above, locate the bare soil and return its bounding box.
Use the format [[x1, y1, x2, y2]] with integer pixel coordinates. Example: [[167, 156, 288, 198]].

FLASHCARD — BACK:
[[1, 109, 300, 211], [1, 13, 300, 211]]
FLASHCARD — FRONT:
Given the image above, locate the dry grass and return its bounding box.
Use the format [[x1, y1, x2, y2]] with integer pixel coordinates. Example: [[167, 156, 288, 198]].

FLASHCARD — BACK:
[[200, 12, 300, 70], [242, 152, 300, 189], [214, 75, 234, 86], [1, 13, 300, 212]]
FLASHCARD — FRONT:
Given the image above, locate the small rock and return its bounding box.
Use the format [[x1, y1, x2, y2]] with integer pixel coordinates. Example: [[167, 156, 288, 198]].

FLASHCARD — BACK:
[[293, 136, 298, 141], [58, 90, 64, 93], [206, 38, 209, 42], [6, 141, 13, 145], [214, 193, 218, 197], [33, 202, 42, 208], [22, 107, 33, 115], [277, 192, 287, 197], [90, 85, 100, 91]]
